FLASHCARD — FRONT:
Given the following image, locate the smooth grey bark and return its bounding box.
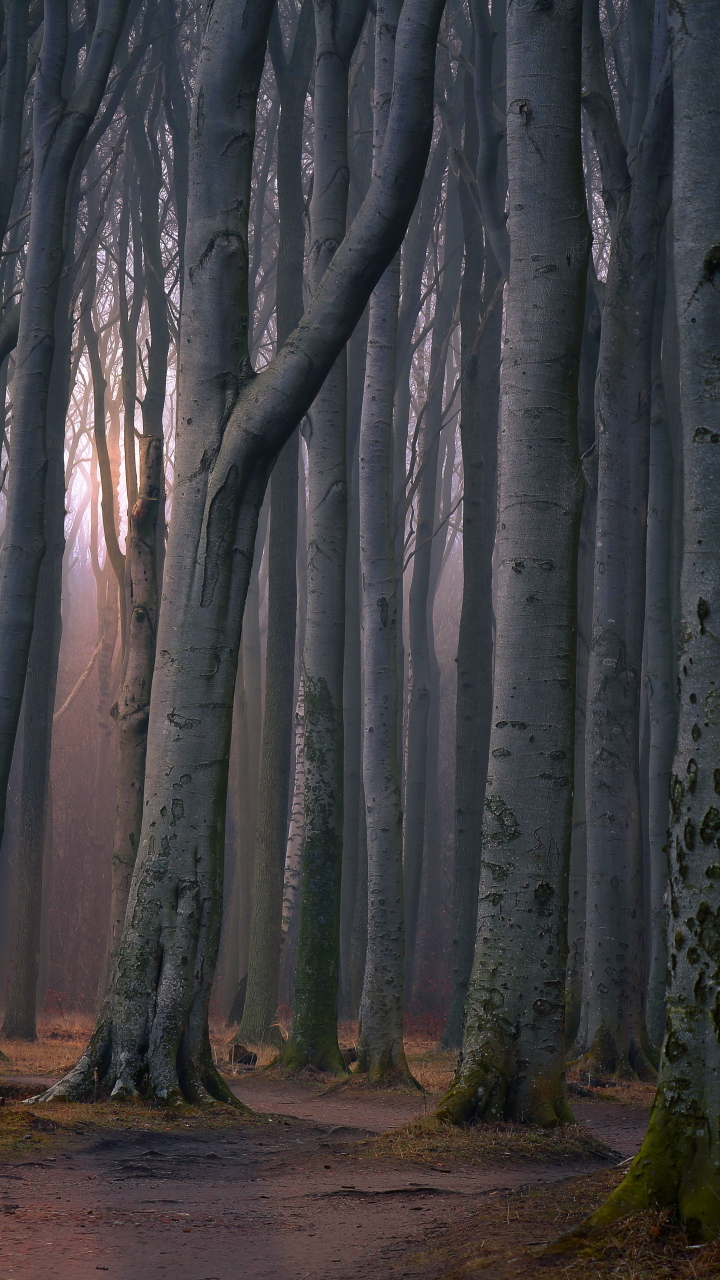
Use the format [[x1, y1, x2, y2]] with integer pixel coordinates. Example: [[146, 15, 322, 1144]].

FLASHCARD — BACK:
[[643, 239, 675, 1047], [339, 28, 373, 1021], [280, 0, 368, 1075], [1, 296, 68, 1040], [0, 0, 133, 852], [237, 0, 313, 1045], [38, 0, 446, 1105], [576, 0, 671, 1078], [442, 14, 503, 1050], [565, 292, 600, 1047], [582, 0, 720, 1239], [403, 183, 462, 1005], [438, 0, 589, 1127], [104, 438, 163, 976], [355, 0, 414, 1084]]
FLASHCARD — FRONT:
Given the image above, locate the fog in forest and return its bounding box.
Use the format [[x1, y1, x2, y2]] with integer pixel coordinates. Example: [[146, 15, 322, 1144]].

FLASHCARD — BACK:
[[0, 0, 719, 1273]]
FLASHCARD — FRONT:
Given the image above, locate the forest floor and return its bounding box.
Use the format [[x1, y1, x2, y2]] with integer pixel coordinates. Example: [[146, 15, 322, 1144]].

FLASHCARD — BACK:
[[0, 1019, 716, 1278]]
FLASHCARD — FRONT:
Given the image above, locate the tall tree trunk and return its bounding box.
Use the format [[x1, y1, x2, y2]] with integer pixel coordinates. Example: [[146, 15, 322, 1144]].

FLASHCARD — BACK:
[[403, 184, 462, 1005], [104, 438, 163, 975], [581, 0, 720, 1240], [38, 0, 446, 1106], [238, 1, 313, 1045], [437, 0, 589, 1128], [643, 238, 675, 1048], [355, 0, 414, 1083], [1, 318, 67, 1040], [280, 0, 368, 1075], [576, 0, 671, 1079], [0, 0, 133, 850], [442, 26, 502, 1046], [564, 287, 600, 1047]]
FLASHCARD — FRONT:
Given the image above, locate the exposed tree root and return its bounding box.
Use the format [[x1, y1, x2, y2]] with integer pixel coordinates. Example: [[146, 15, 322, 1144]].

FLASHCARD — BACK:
[[26, 1018, 251, 1111]]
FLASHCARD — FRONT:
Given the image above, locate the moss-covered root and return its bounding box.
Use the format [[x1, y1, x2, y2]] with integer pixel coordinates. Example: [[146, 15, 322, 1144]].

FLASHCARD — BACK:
[[571, 1025, 658, 1083], [278, 1032, 349, 1077], [559, 1091, 720, 1246], [435, 1057, 574, 1128]]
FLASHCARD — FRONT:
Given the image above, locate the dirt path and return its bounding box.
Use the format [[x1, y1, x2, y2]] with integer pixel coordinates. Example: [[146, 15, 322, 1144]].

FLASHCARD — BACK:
[[0, 1076, 649, 1280]]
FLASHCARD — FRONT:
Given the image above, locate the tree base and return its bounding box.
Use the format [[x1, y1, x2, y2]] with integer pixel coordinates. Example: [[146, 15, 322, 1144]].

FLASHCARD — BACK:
[[555, 1088, 720, 1244], [436, 1055, 574, 1128], [354, 1042, 421, 1090], [26, 1017, 252, 1111], [278, 1035, 348, 1077], [571, 1025, 658, 1084]]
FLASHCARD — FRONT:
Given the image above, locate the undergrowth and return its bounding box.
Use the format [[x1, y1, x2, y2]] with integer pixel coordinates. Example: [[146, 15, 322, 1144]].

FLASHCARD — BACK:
[[365, 1116, 615, 1166]]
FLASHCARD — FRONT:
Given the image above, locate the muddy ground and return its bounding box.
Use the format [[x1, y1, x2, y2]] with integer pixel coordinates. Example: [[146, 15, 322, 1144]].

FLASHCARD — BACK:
[[0, 1071, 651, 1280]]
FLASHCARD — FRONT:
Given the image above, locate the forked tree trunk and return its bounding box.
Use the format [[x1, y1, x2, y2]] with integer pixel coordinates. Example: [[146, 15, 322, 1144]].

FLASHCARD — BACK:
[[579, 0, 720, 1241], [355, 0, 414, 1084], [36, 0, 446, 1106], [437, 0, 589, 1128]]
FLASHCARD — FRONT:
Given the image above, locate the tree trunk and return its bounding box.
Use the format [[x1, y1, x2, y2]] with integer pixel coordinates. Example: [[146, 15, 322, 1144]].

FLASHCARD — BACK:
[[403, 183, 462, 1005], [442, 31, 502, 1048], [1, 320, 67, 1040], [238, 3, 313, 1045], [104, 438, 163, 974], [0, 0, 133, 850], [576, 0, 671, 1079], [579, 0, 720, 1240], [280, 0, 367, 1075], [355, 0, 414, 1084], [37, 0, 446, 1106], [437, 0, 589, 1128]]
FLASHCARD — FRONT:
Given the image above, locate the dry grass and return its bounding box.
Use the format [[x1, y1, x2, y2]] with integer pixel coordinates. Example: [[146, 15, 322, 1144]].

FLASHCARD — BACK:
[[566, 1069, 657, 1109], [0, 1014, 95, 1078], [365, 1115, 615, 1167], [397, 1167, 720, 1279]]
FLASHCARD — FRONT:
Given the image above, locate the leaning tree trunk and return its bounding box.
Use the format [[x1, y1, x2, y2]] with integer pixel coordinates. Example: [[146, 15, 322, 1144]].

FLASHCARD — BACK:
[[280, 0, 368, 1076], [577, 0, 720, 1240], [0, 0, 133, 852], [437, 0, 589, 1128], [355, 0, 414, 1085], [576, 0, 671, 1079], [236, 0, 313, 1046], [35, 0, 446, 1107]]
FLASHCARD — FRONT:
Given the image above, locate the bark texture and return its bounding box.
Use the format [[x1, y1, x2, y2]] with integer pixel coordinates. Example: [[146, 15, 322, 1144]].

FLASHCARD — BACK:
[[576, 0, 671, 1079], [437, 0, 589, 1127], [355, 0, 413, 1085], [280, 0, 367, 1075], [0, 0, 132, 851], [578, 0, 720, 1241], [35, 0, 446, 1106]]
